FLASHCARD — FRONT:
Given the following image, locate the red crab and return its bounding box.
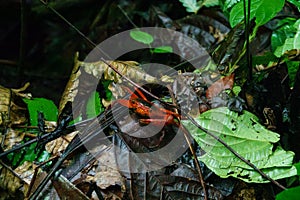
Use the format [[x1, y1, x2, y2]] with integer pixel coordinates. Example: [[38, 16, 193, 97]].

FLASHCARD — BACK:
[[113, 87, 181, 127]]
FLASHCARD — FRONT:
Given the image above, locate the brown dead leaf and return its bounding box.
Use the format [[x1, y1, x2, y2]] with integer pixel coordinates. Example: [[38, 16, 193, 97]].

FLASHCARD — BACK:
[[0, 160, 29, 197], [45, 130, 78, 154], [59, 52, 159, 114], [52, 175, 90, 200], [206, 73, 235, 100], [0, 84, 29, 128], [94, 147, 125, 191], [0, 128, 25, 151], [14, 161, 35, 185]]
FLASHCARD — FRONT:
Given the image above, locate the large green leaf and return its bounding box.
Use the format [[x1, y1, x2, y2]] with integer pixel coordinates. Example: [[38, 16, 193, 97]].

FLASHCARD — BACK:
[[274, 19, 300, 57], [182, 107, 297, 183], [276, 185, 300, 200], [23, 98, 58, 126], [229, 0, 285, 27]]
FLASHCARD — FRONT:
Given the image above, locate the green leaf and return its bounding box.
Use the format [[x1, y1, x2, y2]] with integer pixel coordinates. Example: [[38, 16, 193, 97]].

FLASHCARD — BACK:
[[182, 107, 296, 183], [232, 85, 241, 95], [178, 0, 201, 13], [23, 98, 58, 126], [274, 19, 300, 57], [229, 0, 285, 27], [276, 186, 300, 200], [286, 60, 300, 88], [287, 0, 300, 12], [222, 0, 241, 10], [86, 91, 103, 118], [294, 162, 300, 175], [130, 30, 154, 45], [152, 46, 173, 53], [203, 0, 220, 7], [271, 18, 297, 51]]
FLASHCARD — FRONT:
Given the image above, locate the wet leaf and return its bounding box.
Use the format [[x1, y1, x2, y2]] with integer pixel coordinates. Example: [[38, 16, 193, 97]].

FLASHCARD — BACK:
[[182, 107, 297, 183], [229, 0, 285, 27], [130, 30, 154, 45]]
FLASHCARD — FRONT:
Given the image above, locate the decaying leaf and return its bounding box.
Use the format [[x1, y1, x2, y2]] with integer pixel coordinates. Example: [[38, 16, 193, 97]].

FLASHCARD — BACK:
[[0, 161, 29, 198], [94, 146, 126, 191], [52, 175, 90, 200], [59, 52, 159, 115], [0, 128, 25, 151], [14, 161, 35, 185], [0, 84, 30, 129], [45, 130, 79, 154], [206, 73, 234, 100]]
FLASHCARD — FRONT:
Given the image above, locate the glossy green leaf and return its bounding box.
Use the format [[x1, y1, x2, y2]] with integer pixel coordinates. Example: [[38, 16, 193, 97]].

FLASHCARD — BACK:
[[229, 0, 285, 27], [182, 107, 296, 183], [178, 0, 200, 13], [232, 85, 241, 95], [222, 0, 240, 10], [274, 20, 300, 57], [271, 18, 297, 51], [152, 46, 173, 53], [294, 162, 300, 175], [130, 30, 154, 45], [276, 185, 300, 200], [286, 60, 300, 88], [23, 98, 58, 126], [86, 91, 103, 118]]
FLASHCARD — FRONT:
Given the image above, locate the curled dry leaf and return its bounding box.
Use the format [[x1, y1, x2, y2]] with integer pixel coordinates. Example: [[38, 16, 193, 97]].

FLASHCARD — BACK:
[[0, 84, 30, 128], [59, 52, 159, 114]]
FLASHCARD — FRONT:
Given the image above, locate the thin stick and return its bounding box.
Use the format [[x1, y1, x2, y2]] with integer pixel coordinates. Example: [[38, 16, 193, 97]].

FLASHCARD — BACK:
[[181, 126, 208, 200]]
